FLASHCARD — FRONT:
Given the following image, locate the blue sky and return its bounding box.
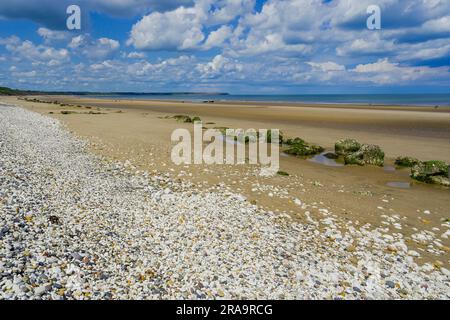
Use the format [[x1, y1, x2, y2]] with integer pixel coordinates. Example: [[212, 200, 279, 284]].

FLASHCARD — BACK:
[[0, 0, 449, 94]]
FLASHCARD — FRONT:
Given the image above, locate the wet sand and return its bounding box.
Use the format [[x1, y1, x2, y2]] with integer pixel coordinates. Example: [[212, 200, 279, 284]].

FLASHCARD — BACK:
[[26, 95, 450, 160], [2, 95, 449, 267]]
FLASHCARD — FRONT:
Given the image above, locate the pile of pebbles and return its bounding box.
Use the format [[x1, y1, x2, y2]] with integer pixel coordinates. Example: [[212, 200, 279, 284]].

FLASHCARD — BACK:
[[0, 104, 448, 300]]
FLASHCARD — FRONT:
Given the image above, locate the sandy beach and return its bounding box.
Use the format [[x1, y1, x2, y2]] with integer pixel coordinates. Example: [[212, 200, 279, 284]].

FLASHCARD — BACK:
[[25, 95, 450, 160], [2, 0, 450, 304], [0, 96, 449, 299], [2, 96, 449, 265]]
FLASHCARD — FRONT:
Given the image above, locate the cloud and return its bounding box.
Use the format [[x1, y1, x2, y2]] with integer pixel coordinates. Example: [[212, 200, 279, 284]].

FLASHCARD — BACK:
[[205, 0, 255, 25], [126, 55, 196, 78], [196, 55, 243, 78], [0, 0, 195, 29], [307, 61, 346, 72], [37, 27, 70, 43], [353, 58, 399, 73], [203, 25, 233, 50], [69, 35, 120, 59], [126, 51, 146, 59], [336, 36, 396, 57], [90, 60, 114, 71], [127, 6, 205, 50], [12, 70, 37, 78], [396, 38, 450, 61], [127, 0, 255, 51], [1, 36, 69, 64], [1, 0, 450, 92], [351, 58, 448, 84]]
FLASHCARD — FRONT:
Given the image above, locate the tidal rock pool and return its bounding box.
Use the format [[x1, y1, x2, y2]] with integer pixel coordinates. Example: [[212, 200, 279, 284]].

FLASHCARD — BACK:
[[308, 152, 344, 167], [386, 181, 411, 189]]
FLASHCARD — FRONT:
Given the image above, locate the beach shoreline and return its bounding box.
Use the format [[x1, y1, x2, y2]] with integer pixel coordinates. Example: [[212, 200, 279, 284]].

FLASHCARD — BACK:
[[1, 103, 449, 299], [0, 96, 449, 299], [1, 96, 449, 263], [13, 95, 450, 159]]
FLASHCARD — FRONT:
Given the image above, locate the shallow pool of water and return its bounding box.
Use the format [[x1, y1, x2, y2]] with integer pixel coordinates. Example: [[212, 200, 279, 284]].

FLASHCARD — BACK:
[[386, 181, 411, 189], [308, 152, 344, 167], [383, 166, 396, 172]]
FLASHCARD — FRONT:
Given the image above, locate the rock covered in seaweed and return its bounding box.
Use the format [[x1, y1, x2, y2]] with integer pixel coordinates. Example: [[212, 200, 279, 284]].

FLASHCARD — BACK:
[[335, 139, 362, 156], [395, 156, 420, 168], [284, 137, 324, 156], [335, 139, 384, 166], [428, 176, 450, 187], [411, 160, 450, 186], [344, 144, 385, 167], [285, 137, 306, 146]]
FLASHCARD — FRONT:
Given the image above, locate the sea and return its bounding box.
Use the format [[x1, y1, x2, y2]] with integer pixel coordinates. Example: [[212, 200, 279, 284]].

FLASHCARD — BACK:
[[87, 93, 450, 107]]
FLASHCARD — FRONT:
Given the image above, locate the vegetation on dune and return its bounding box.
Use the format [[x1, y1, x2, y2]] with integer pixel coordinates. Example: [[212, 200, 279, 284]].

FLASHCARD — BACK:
[[0, 87, 26, 95], [0, 86, 47, 96]]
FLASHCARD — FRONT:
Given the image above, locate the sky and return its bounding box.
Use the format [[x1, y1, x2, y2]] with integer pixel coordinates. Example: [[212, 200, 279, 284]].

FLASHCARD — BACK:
[[0, 0, 449, 94]]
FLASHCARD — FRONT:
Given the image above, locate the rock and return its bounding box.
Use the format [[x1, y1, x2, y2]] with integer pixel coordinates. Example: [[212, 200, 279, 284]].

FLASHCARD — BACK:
[[395, 156, 419, 168], [428, 175, 450, 187], [284, 137, 305, 146], [398, 289, 408, 297], [0, 226, 9, 239], [407, 250, 420, 257], [34, 285, 49, 296], [71, 253, 83, 261], [284, 139, 324, 157], [387, 245, 397, 252], [411, 160, 449, 185], [335, 139, 361, 156], [344, 144, 385, 167], [284, 137, 324, 156], [394, 242, 407, 252], [49, 215, 60, 224], [385, 280, 395, 289], [353, 286, 362, 293], [173, 115, 192, 123], [335, 139, 385, 166]]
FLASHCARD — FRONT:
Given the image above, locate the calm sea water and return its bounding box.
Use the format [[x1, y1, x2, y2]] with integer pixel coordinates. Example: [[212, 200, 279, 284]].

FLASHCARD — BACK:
[[89, 94, 450, 106]]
